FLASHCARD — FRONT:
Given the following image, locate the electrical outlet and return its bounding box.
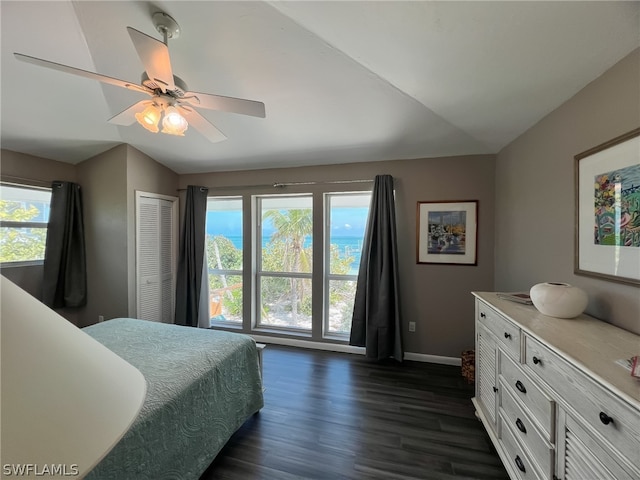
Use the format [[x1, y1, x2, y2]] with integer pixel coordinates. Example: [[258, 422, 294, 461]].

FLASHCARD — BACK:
[[98, 315, 104, 323], [408, 321, 416, 332]]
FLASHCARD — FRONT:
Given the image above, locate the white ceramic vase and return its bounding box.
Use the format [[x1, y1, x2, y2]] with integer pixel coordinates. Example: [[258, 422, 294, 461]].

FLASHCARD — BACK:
[[529, 282, 588, 319]]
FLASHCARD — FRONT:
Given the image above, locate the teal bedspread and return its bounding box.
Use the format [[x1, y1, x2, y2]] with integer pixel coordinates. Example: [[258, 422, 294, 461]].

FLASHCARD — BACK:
[[83, 318, 263, 480]]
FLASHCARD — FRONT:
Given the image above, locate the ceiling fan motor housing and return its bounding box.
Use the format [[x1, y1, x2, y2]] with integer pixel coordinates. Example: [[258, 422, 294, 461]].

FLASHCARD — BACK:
[[141, 72, 188, 97]]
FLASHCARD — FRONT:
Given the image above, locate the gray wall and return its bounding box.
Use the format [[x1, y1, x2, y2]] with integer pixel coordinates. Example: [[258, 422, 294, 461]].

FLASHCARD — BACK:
[[76, 144, 179, 326], [76, 145, 129, 326], [495, 48, 640, 334], [125, 145, 180, 318], [0, 149, 79, 321], [1, 150, 77, 184], [1, 145, 179, 327], [180, 154, 496, 358]]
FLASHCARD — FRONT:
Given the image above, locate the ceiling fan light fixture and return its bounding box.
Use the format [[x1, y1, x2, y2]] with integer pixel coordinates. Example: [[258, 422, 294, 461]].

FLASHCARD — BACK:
[[161, 106, 188, 136], [135, 104, 161, 133]]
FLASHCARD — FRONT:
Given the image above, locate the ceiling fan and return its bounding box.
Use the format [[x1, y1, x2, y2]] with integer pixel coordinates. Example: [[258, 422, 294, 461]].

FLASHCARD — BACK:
[[14, 12, 265, 143]]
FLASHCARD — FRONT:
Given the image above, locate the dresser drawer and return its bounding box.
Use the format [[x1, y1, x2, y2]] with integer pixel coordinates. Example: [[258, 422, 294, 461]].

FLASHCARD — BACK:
[[524, 334, 640, 463], [500, 385, 553, 478], [557, 409, 639, 480], [499, 351, 554, 440], [477, 301, 521, 360], [499, 414, 544, 480]]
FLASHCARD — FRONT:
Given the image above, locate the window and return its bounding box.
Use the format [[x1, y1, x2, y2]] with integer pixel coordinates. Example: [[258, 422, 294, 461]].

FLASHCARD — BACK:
[[0, 184, 51, 265], [257, 195, 313, 331], [206, 188, 371, 342], [325, 192, 371, 336], [206, 197, 243, 324]]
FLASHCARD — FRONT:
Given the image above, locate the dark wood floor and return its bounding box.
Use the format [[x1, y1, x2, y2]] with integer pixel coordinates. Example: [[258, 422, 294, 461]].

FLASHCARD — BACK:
[[201, 345, 508, 480]]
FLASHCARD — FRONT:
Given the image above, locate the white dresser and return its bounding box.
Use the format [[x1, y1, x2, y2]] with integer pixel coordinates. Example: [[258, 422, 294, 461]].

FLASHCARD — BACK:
[[472, 292, 640, 480]]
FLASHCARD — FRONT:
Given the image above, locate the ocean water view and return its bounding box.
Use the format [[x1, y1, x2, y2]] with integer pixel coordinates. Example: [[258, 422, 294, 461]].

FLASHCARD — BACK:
[[209, 234, 361, 251], [207, 233, 364, 273], [206, 204, 369, 273]]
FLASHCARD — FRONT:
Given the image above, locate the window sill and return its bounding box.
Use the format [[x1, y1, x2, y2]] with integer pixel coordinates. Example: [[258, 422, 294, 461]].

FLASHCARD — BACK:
[[0, 260, 44, 268], [209, 322, 243, 331], [323, 333, 350, 343], [251, 327, 313, 339]]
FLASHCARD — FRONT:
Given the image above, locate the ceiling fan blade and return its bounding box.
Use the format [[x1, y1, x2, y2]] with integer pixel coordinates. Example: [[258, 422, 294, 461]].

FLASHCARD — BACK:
[[13, 53, 153, 96], [127, 27, 175, 93], [108, 100, 152, 126], [183, 91, 266, 118], [178, 106, 227, 143]]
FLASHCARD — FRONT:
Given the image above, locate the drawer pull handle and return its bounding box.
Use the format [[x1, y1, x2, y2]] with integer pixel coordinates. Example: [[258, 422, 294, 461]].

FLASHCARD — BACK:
[[493, 386, 498, 393], [532, 356, 541, 365], [515, 455, 526, 473], [480, 312, 486, 318], [515, 380, 527, 394], [515, 418, 527, 434], [504, 332, 511, 339], [599, 412, 613, 425]]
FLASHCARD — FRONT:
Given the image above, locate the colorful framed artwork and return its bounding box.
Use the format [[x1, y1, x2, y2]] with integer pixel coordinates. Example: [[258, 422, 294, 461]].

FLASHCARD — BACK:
[[417, 200, 478, 265], [575, 127, 640, 285]]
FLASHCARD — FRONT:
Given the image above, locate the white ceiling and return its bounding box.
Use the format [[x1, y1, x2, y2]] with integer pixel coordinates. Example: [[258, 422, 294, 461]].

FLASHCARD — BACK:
[[1, 1, 638, 174]]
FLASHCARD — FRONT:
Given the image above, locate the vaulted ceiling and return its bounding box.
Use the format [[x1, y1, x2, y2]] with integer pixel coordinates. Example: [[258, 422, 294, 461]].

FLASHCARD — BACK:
[[1, 1, 638, 174]]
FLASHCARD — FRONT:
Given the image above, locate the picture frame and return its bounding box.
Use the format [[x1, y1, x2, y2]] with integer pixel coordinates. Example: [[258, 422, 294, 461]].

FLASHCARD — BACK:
[[417, 200, 478, 265], [575, 127, 640, 285]]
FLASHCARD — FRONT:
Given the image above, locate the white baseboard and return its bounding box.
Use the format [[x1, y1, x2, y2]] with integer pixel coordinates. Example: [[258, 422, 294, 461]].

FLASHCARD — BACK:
[[250, 335, 461, 365]]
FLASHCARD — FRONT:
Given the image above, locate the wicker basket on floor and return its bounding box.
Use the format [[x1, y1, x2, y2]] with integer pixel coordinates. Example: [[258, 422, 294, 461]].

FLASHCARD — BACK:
[[461, 349, 475, 384]]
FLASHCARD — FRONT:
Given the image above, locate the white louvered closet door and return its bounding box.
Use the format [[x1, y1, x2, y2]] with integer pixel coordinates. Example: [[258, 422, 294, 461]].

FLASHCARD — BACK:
[[136, 192, 178, 322]]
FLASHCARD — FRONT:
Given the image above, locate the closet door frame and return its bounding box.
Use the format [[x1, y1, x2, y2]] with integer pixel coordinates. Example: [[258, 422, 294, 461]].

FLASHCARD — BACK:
[[135, 191, 179, 322]]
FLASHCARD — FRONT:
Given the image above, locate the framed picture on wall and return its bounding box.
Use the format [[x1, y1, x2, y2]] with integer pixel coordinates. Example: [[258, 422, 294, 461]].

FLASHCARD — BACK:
[[575, 127, 640, 285], [417, 200, 478, 265]]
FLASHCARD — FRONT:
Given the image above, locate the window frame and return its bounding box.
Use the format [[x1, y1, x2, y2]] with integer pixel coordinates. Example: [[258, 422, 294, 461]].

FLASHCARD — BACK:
[[205, 185, 372, 344], [323, 191, 371, 338], [206, 196, 244, 327], [0, 183, 51, 267], [255, 193, 314, 333]]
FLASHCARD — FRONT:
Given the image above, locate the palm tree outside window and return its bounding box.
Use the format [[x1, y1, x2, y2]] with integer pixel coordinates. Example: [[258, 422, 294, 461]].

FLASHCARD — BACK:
[[258, 195, 313, 330]]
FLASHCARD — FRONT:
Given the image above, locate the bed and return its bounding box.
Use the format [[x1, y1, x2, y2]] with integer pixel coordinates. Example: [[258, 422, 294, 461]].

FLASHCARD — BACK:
[[82, 318, 264, 480]]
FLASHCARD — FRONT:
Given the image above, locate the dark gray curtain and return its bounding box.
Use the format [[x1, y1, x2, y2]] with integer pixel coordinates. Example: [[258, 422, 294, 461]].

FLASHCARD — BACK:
[[350, 175, 403, 361], [42, 181, 87, 308], [175, 185, 208, 327]]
